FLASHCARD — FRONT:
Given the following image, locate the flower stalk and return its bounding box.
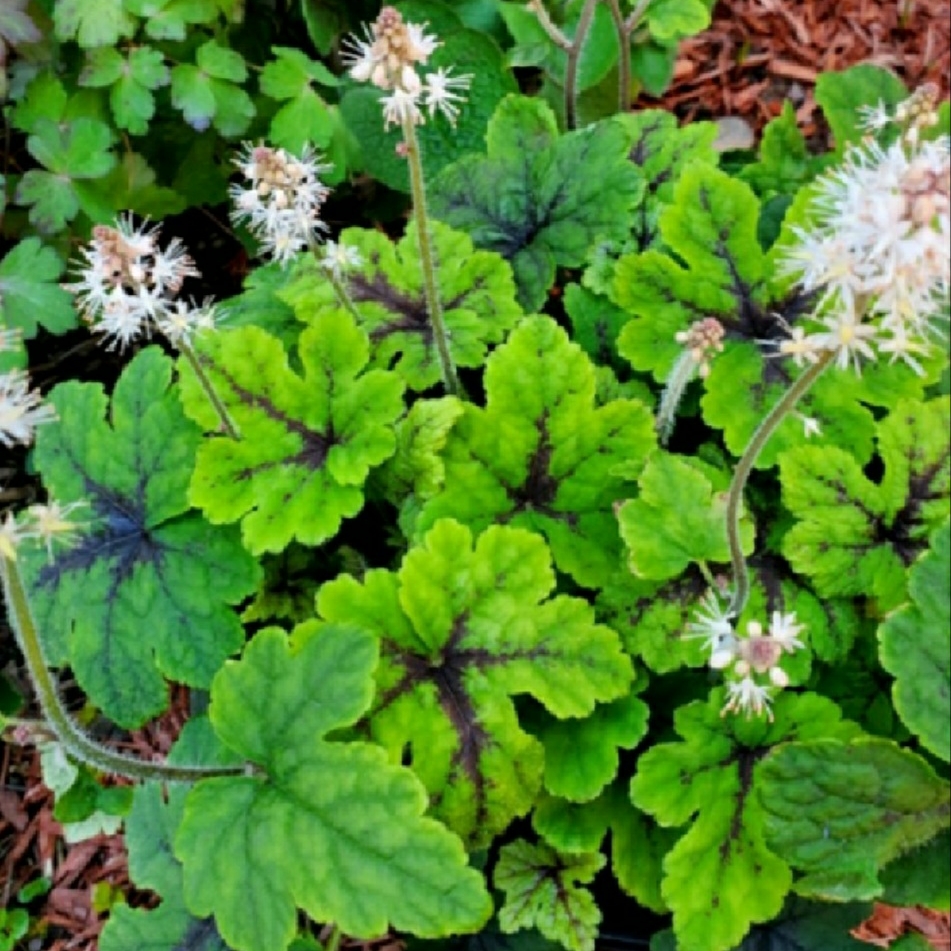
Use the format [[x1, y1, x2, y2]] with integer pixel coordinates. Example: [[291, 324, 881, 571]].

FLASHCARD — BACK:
[[178, 340, 240, 440], [1, 550, 253, 783]]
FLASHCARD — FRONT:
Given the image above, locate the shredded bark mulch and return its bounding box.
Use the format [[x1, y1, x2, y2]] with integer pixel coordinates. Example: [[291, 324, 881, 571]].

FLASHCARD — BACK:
[[3, 0, 951, 947]]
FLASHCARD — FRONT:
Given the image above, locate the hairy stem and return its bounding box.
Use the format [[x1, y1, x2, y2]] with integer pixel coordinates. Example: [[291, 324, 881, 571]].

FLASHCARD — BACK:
[[726, 352, 833, 617], [603, 0, 633, 114], [402, 118, 463, 397], [1, 553, 252, 783], [564, 0, 599, 129], [526, 0, 572, 51], [178, 341, 240, 440]]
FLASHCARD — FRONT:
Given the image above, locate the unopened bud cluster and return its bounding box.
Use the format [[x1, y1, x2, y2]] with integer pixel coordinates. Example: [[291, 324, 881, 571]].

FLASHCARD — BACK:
[[68, 215, 214, 350], [687, 590, 805, 720], [230, 143, 332, 266], [675, 317, 726, 378], [778, 86, 950, 375], [344, 7, 471, 129]]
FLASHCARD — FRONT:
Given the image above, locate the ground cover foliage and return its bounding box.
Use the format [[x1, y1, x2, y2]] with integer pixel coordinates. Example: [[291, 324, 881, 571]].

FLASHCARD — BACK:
[[0, 2, 949, 950]]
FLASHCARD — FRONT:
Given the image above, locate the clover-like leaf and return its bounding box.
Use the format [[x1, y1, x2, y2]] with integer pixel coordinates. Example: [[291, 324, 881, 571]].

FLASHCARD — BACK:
[[630, 691, 861, 951], [170, 41, 253, 135], [495, 840, 605, 951], [125, 0, 217, 41], [22, 348, 259, 728], [0, 238, 76, 338], [175, 625, 493, 951], [182, 314, 404, 555], [430, 96, 643, 311], [410, 316, 656, 588], [317, 519, 633, 846], [53, 0, 134, 47], [80, 46, 169, 135], [781, 398, 950, 613], [618, 452, 754, 581], [15, 117, 116, 232], [877, 520, 950, 762], [758, 738, 951, 901], [280, 222, 522, 391], [645, 0, 712, 42]]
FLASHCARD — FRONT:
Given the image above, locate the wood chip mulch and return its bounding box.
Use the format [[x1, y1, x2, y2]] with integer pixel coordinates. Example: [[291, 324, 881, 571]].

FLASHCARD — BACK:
[[643, 0, 951, 139], [2, 1, 951, 948]]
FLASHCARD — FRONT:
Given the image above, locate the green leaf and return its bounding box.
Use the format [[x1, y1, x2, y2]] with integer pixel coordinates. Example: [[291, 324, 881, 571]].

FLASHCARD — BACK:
[[411, 316, 656, 588], [815, 64, 907, 150], [268, 87, 335, 155], [611, 805, 679, 913], [340, 26, 516, 193], [0, 0, 40, 58], [94, 152, 186, 220], [125, 0, 218, 41], [23, 348, 259, 727], [880, 830, 951, 912], [630, 691, 861, 951], [532, 785, 618, 854], [81, 46, 169, 135], [260, 46, 338, 99], [536, 692, 649, 802], [430, 96, 643, 311], [11, 71, 68, 134], [170, 45, 253, 135], [646, 0, 711, 42], [182, 315, 404, 555], [877, 520, 951, 761], [618, 452, 754, 581], [781, 398, 951, 612], [317, 519, 633, 846], [175, 626, 492, 951], [53, 0, 134, 47], [280, 222, 522, 391], [495, 840, 604, 951], [0, 238, 75, 338], [614, 164, 772, 381], [737, 897, 874, 951], [739, 102, 819, 200], [758, 737, 951, 900]]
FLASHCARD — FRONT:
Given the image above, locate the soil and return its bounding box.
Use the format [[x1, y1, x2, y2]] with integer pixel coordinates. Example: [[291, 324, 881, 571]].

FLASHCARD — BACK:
[[2, 1, 950, 948]]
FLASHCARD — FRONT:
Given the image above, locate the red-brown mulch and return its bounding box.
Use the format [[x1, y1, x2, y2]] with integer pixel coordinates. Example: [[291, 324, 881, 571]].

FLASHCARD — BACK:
[[2, 1, 951, 948]]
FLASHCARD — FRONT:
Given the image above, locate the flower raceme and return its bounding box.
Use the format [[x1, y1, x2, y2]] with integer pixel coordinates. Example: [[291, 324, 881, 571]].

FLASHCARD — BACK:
[[687, 590, 805, 720], [229, 143, 333, 266], [343, 7, 472, 130], [778, 88, 950, 375], [68, 215, 215, 350]]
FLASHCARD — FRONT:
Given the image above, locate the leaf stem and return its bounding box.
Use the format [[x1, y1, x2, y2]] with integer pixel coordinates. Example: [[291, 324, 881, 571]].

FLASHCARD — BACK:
[[401, 117, 462, 397], [324, 925, 343, 951], [0, 553, 252, 783], [564, 0, 599, 129], [178, 340, 240, 440], [603, 0, 633, 114], [726, 351, 833, 617], [526, 0, 572, 52]]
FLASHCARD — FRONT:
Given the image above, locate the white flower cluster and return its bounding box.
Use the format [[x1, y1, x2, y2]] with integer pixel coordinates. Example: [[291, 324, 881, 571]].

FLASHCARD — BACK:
[[778, 88, 950, 375], [687, 590, 805, 720], [229, 143, 332, 266], [0, 500, 86, 563], [68, 215, 213, 350], [1, 329, 55, 449], [343, 6, 471, 130]]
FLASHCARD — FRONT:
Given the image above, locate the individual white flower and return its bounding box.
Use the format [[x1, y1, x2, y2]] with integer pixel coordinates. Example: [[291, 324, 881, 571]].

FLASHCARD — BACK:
[[721, 675, 774, 721], [685, 588, 737, 666], [320, 241, 363, 280], [381, 87, 423, 130], [229, 143, 332, 266], [795, 413, 822, 438], [811, 309, 879, 373], [25, 499, 87, 563], [0, 369, 56, 447], [0, 510, 26, 561], [423, 68, 472, 126], [154, 298, 217, 346], [767, 611, 805, 653], [0, 327, 21, 353]]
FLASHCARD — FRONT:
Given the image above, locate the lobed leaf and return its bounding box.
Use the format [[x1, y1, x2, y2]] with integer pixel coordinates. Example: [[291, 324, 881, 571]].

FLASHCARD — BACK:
[[0, 238, 76, 337], [182, 315, 404, 555], [411, 315, 656, 588], [175, 625, 493, 951], [495, 840, 604, 951], [23, 348, 259, 727], [317, 519, 633, 846], [430, 96, 643, 311], [877, 520, 950, 762]]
